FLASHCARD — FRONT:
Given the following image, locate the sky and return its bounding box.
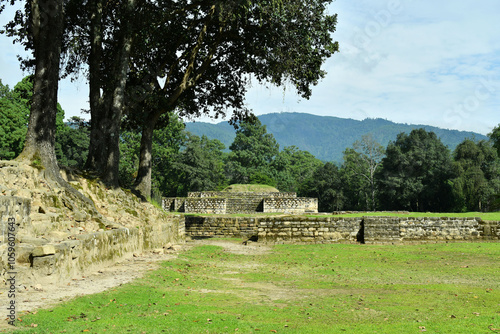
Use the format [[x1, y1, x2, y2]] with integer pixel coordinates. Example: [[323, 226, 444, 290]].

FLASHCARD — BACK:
[[1, 0, 499, 135]]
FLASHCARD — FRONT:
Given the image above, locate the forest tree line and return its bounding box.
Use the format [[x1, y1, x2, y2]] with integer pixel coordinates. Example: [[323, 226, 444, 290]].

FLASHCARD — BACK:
[[2, 76, 500, 213]]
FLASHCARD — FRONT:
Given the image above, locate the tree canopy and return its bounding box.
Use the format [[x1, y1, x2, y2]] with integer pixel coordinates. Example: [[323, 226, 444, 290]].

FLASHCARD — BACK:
[[377, 129, 454, 212]]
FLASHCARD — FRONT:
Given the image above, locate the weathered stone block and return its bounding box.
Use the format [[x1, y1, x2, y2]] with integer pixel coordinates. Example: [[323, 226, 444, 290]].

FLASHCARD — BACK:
[[32, 244, 56, 257]]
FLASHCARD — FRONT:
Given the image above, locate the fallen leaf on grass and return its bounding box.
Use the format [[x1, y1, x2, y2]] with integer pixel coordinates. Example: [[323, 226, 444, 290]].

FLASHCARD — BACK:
[[30, 324, 38, 328], [488, 324, 499, 332]]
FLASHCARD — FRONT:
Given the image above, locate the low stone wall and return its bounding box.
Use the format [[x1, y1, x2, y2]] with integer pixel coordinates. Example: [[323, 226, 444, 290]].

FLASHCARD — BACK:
[[226, 196, 264, 214], [0, 196, 185, 285], [364, 216, 493, 243], [188, 192, 297, 198], [0, 196, 32, 232], [185, 215, 500, 244], [258, 216, 361, 243], [263, 198, 318, 214], [165, 192, 318, 214], [25, 217, 184, 285], [184, 198, 226, 214], [162, 198, 185, 212], [185, 216, 259, 238]]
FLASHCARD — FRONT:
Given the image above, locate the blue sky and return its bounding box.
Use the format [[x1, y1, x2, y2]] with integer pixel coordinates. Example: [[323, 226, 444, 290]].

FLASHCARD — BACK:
[[1, 0, 499, 135]]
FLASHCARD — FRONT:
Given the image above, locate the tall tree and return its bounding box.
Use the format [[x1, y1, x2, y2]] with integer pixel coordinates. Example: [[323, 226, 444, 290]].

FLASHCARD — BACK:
[[126, 0, 338, 198], [489, 124, 500, 157], [0, 78, 29, 159], [377, 129, 454, 212], [55, 116, 90, 168], [272, 146, 323, 192], [226, 118, 279, 185], [342, 134, 385, 210], [166, 133, 228, 197], [1, 1, 99, 214], [8, 0, 64, 181], [57, 0, 138, 185], [300, 162, 344, 212], [0, 76, 67, 161], [119, 112, 185, 198], [0, 79, 10, 98], [451, 139, 500, 211]]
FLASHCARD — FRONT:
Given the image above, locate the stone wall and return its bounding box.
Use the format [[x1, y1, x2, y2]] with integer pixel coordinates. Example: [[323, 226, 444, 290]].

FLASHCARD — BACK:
[[258, 216, 361, 243], [0, 196, 32, 236], [165, 191, 318, 214], [185, 215, 500, 244], [263, 198, 318, 214], [363, 216, 493, 243], [0, 196, 185, 285], [188, 192, 297, 198], [184, 198, 226, 214], [185, 216, 259, 238], [162, 198, 185, 212], [226, 196, 264, 214]]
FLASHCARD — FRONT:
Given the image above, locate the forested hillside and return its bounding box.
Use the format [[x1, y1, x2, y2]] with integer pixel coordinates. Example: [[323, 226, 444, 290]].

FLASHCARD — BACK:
[[186, 112, 488, 162], [3, 75, 500, 213]]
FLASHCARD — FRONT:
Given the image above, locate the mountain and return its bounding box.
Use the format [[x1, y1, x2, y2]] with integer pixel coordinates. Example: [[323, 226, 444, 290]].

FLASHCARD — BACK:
[[185, 112, 488, 162]]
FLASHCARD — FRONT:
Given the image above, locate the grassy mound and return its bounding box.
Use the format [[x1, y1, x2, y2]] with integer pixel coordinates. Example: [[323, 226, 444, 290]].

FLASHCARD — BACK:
[[222, 184, 280, 193]]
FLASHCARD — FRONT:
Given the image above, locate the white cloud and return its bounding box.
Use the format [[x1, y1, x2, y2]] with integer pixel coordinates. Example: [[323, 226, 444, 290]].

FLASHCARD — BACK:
[[243, 0, 500, 134]]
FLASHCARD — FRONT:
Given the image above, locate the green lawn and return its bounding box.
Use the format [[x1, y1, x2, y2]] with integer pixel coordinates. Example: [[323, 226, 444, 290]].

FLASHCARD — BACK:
[[320, 212, 500, 221], [12, 241, 500, 333], [185, 211, 500, 220]]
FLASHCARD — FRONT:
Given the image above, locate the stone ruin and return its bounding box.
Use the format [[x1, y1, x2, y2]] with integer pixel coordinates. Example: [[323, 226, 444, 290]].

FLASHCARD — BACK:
[[163, 189, 318, 215]]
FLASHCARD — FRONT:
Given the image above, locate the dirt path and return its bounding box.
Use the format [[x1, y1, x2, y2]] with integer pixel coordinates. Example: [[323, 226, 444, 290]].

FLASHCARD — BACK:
[[0, 239, 269, 331]]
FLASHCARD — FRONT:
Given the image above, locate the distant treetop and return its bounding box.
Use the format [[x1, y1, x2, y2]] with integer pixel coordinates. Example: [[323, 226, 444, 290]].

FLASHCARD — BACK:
[[222, 184, 280, 193]]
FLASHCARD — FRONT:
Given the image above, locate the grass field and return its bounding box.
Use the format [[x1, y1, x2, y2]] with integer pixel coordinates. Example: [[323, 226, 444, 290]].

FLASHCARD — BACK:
[[184, 212, 500, 221], [12, 241, 500, 333], [327, 212, 500, 221]]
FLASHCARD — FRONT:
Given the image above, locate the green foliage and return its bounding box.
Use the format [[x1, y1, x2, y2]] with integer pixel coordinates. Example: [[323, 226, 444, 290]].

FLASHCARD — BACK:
[[151, 114, 186, 198], [0, 77, 35, 159], [272, 145, 323, 192], [377, 129, 454, 212], [119, 130, 142, 188], [0, 96, 28, 159], [0, 79, 10, 98], [222, 184, 279, 192], [55, 116, 90, 168], [165, 133, 228, 197], [0, 76, 82, 163], [489, 124, 500, 157], [300, 162, 344, 212], [119, 112, 185, 196], [450, 139, 500, 212], [186, 113, 488, 163], [226, 118, 279, 185], [341, 135, 385, 210]]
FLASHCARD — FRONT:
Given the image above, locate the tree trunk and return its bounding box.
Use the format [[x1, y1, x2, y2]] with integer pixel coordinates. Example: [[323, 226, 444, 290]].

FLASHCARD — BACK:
[[17, 0, 64, 178], [133, 111, 162, 200], [85, 0, 106, 172], [17, 0, 98, 213], [86, 0, 136, 187]]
